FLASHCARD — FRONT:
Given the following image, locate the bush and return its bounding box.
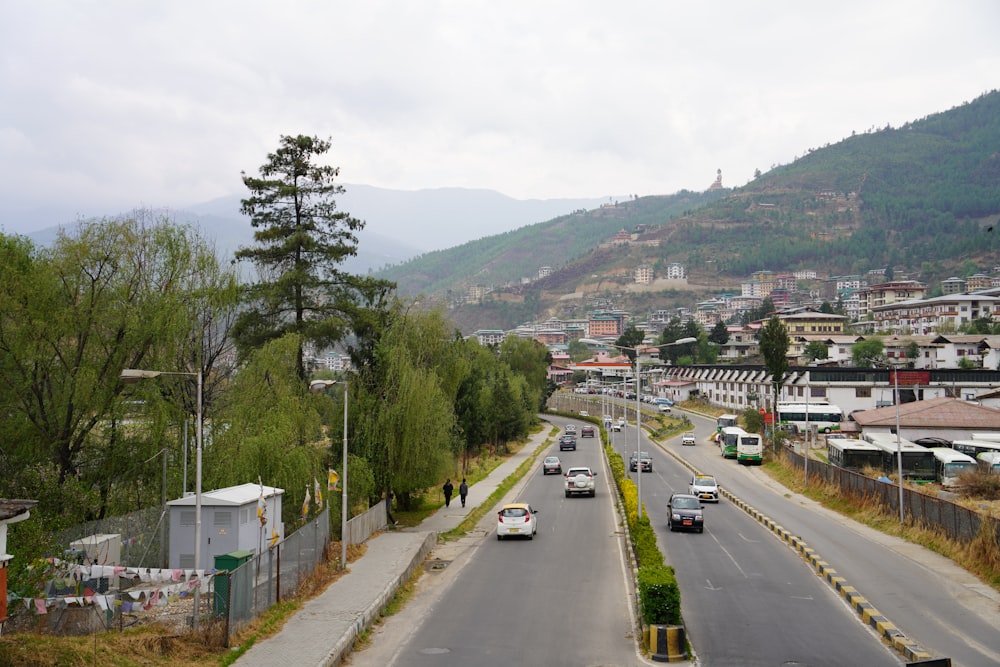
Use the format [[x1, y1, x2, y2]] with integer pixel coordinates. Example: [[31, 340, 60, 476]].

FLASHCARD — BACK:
[[638, 565, 681, 625]]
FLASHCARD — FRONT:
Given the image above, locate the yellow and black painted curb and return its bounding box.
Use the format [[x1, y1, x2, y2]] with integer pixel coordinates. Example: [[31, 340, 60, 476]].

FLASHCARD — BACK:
[[724, 491, 935, 663]]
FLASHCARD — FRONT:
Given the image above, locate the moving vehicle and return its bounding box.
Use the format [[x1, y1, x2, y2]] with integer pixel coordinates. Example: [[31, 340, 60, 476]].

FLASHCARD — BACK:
[[776, 402, 844, 434], [716, 413, 738, 431], [737, 432, 763, 465], [629, 451, 652, 472], [861, 433, 936, 482], [564, 467, 597, 497], [581, 425, 595, 438], [542, 456, 562, 475], [656, 397, 673, 406], [617, 416, 627, 429], [718, 426, 747, 459], [827, 438, 883, 472], [559, 435, 577, 451], [496, 503, 538, 540], [667, 493, 704, 532], [688, 474, 719, 502], [565, 424, 577, 435], [611, 421, 623, 432], [658, 403, 672, 413], [929, 447, 977, 487], [681, 433, 697, 446], [578, 411, 589, 417]]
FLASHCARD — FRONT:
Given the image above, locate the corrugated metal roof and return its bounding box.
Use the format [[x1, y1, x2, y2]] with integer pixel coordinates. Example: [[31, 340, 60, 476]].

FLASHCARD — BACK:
[[851, 397, 1000, 429], [167, 483, 284, 507]]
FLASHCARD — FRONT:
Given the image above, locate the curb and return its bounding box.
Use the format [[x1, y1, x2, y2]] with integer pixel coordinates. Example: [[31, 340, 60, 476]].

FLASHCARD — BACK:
[[324, 531, 437, 667], [723, 490, 935, 663]]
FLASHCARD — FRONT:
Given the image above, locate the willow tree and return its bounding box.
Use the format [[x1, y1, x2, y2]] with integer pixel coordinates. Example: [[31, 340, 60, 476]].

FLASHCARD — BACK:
[[352, 310, 458, 510], [235, 134, 393, 379]]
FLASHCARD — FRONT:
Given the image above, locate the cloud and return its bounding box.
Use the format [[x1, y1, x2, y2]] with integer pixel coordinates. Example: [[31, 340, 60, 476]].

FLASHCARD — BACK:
[[1, 0, 998, 231]]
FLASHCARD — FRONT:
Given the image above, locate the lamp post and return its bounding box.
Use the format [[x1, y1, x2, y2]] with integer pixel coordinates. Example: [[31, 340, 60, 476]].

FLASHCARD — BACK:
[[121, 367, 203, 630], [579, 337, 696, 519], [309, 379, 349, 569]]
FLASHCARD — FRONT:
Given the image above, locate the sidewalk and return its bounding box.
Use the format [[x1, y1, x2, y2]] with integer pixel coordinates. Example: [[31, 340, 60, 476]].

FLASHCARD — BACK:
[[233, 423, 552, 667]]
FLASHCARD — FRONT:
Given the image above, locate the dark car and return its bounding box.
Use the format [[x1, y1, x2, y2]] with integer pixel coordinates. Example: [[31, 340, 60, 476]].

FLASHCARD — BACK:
[[581, 425, 595, 438], [629, 451, 652, 472], [667, 493, 704, 533], [559, 435, 577, 451]]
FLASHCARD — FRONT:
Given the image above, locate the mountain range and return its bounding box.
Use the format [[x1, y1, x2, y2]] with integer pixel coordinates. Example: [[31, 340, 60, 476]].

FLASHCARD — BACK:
[[377, 90, 1000, 335]]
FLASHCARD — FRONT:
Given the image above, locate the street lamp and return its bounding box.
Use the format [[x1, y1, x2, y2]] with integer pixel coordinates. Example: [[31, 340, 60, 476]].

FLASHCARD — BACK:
[[309, 379, 349, 569], [579, 337, 696, 519], [871, 361, 906, 523], [121, 367, 203, 629]]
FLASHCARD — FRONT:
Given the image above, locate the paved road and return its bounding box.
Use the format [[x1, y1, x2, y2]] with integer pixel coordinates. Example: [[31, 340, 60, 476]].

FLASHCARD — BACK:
[[347, 416, 643, 666], [662, 411, 1000, 666]]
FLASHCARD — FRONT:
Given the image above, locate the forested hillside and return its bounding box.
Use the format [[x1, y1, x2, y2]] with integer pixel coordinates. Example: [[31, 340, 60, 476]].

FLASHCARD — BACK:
[[380, 90, 1000, 333]]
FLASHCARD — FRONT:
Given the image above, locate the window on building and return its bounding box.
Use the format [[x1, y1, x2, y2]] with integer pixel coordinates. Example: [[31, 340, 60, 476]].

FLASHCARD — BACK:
[[856, 387, 871, 398]]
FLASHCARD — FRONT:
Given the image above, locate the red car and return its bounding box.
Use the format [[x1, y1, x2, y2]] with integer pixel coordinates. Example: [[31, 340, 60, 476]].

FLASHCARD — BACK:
[[581, 425, 595, 437]]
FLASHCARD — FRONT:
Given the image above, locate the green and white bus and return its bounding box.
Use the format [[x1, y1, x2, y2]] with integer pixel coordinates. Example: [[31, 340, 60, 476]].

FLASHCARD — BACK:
[[719, 426, 747, 460], [737, 432, 763, 465]]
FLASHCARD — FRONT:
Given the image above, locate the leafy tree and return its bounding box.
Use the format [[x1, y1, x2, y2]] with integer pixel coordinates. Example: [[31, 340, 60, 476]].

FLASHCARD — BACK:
[[759, 317, 790, 410], [708, 321, 729, 345], [498, 336, 553, 412], [803, 340, 829, 361], [235, 134, 394, 379], [616, 325, 646, 363], [851, 337, 885, 367]]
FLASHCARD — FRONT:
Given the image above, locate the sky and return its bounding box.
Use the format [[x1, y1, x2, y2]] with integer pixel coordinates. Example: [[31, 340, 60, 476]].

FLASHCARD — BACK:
[[2, 1, 999, 233]]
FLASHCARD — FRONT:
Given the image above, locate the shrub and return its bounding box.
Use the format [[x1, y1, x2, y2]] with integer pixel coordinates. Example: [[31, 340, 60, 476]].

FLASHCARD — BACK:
[[638, 565, 681, 625]]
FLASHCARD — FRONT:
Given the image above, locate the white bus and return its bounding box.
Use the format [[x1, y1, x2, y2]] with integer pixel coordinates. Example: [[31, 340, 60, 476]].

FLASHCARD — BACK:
[[950, 439, 1000, 458], [977, 451, 1000, 474], [716, 414, 739, 431], [827, 438, 883, 472], [928, 448, 977, 487], [970, 432, 1000, 442], [737, 433, 763, 465], [862, 433, 936, 482], [776, 403, 844, 434], [718, 426, 747, 459]]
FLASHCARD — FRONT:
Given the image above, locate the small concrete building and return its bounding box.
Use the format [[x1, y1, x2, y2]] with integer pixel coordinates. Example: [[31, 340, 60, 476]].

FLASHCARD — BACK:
[[168, 483, 284, 571]]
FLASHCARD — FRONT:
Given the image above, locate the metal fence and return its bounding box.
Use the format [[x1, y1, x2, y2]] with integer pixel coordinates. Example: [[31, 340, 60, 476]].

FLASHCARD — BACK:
[[60, 504, 169, 568], [783, 447, 1000, 547], [215, 500, 388, 644]]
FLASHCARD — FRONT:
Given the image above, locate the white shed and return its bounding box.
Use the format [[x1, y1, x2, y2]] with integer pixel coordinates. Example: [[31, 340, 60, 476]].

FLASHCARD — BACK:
[[167, 483, 284, 570]]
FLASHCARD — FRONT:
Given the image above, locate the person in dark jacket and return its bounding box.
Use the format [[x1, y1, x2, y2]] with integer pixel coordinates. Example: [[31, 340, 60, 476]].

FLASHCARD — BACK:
[[443, 479, 454, 507], [459, 479, 469, 507]]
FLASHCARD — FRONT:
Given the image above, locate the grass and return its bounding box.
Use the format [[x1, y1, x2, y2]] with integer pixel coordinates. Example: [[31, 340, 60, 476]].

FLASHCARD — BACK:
[[0, 424, 551, 666], [764, 453, 1000, 590]]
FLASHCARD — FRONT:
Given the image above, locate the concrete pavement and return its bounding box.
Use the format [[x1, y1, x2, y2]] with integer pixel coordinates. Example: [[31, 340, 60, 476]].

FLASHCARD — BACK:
[[233, 422, 554, 667]]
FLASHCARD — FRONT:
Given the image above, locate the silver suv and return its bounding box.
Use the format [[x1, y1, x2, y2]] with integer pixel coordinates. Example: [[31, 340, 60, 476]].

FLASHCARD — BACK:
[[564, 467, 597, 497]]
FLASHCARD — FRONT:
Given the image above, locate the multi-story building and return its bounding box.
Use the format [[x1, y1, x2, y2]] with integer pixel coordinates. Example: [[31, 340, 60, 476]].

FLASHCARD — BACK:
[[855, 280, 927, 320], [665, 262, 686, 279], [871, 292, 1000, 335], [471, 329, 506, 346], [634, 264, 654, 284], [940, 277, 966, 295], [966, 274, 992, 291], [588, 311, 628, 337]]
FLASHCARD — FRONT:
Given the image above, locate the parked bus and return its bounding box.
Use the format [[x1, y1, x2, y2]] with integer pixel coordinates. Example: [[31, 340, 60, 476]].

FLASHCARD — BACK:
[[928, 447, 977, 487], [977, 451, 1000, 474], [776, 402, 844, 434], [827, 438, 883, 472], [718, 426, 747, 459], [716, 414, 738, 431], [737, 433, 763, 465], [950, 439, 1000, 458], [861, 432, 936, 482], [970, 432, 1000, 442]]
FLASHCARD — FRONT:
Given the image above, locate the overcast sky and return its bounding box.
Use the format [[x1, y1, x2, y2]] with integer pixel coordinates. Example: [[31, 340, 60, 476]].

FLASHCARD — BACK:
[[2, 1, 998, 232]]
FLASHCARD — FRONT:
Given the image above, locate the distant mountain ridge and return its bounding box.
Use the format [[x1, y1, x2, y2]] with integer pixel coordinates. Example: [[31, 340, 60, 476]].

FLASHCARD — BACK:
[[14, 187, 620, 275], [378, 90, 1000, 334]]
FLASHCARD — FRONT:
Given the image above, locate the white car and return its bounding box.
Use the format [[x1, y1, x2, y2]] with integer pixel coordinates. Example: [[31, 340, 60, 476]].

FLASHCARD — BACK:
[[688, 474, 720, 503], [681, 433, 697, 446], [497, 503, 538, 540], [658, 403, 672, 413], [617, 417, 626, 429], [564, 467, 597, 497]]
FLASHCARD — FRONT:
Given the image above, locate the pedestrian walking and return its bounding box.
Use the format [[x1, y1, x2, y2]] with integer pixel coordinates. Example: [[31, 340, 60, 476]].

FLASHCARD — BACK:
[[443, 479, 454, 507], [459, 479, 469, 507]]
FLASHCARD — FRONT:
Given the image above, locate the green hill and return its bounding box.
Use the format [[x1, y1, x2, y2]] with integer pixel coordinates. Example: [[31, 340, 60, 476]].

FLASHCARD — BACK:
[[378, 90, 1000, 333]]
